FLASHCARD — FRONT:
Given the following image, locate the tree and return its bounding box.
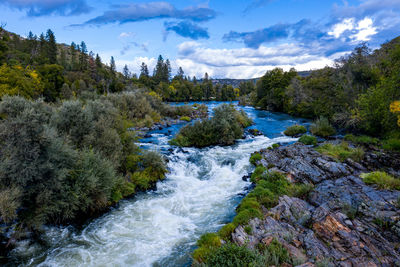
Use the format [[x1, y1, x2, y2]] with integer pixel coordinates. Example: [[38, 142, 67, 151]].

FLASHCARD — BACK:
[[123, 64, 131, 79], [79, 41, 88, 70], [176, 67, 184, 80], [391, 101, 400, 127], [37, 64, 65, 102], [140, 62, 149, 78], [0, 64, 44, 99], [0, 27, 9, 64], [45, 29, 57, 64], [110, 56, 116, 76]]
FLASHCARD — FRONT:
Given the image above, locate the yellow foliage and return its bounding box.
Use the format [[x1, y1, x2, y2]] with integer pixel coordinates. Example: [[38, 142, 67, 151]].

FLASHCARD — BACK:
[[148, 91, 162, 101], [391, 101, 400, 126], [0, 64, 44, 99]]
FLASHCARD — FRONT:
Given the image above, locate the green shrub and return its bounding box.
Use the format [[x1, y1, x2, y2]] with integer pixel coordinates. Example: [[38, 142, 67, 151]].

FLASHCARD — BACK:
[[170, 104, 252, 147], [344, 134, 380, 145], [284, 125, 307, 136], [272, 143, 280, 149], [383, 138, 400, 152], [289, 183, 314, 199], [261, 239, 291, 266], [251, 165, 267, 183], [218, 223, 236, 240], [298, 135, 317, 146], [206, 243, 265, 267], [361, 171, 400, 190], [249, 152, 262, 166], [315, 142, 364, 162], [233, 209, 263, 226], [310, 117, 336, 137], [197, 233, 222, 248], [180, 116, 191, 122]]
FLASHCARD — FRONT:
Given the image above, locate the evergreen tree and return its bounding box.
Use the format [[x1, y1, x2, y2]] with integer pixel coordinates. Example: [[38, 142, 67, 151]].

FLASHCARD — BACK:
[[123, 64, 131, 79], [0, 27, 9, 64], [140, 62, 149, 78], [176, 67, 184, 79], [45, 29, 57, 64], [79, 41, 88, 71], [110, 56, 116, 76]]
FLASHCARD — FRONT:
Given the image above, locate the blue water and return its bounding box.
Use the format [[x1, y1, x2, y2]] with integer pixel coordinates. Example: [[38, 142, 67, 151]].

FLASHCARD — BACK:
[[11, 102, 306, 267]]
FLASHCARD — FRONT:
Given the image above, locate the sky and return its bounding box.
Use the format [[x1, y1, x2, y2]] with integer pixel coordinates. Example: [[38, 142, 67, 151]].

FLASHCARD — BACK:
[[1, 0, 400, 79]]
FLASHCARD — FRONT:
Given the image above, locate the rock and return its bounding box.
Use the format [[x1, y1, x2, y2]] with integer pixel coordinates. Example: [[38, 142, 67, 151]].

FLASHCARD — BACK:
[[230, 142, 400, 266]]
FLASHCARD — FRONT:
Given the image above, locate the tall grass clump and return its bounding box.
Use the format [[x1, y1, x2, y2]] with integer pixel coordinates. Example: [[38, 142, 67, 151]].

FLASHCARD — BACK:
[[311, 116, 336, 137], [361, 171, 400, 190], [315, 142, 364, 162], [284, 124, 307, 136]]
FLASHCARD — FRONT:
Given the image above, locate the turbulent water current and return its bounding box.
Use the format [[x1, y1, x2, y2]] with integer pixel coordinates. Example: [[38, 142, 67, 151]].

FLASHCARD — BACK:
[[10, 102, 307, 267]]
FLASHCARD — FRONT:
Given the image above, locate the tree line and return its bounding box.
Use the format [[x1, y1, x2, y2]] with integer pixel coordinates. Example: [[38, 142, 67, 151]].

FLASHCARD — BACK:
[[241, 40, 400, 138]]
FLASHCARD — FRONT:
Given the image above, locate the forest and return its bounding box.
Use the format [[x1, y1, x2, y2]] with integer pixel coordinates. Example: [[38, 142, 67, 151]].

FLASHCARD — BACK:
[[241, 39, 400, 139]]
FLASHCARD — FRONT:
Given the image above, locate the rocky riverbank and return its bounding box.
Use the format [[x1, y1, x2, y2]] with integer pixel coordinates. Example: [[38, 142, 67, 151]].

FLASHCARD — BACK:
[[232, 142, 400, 266]]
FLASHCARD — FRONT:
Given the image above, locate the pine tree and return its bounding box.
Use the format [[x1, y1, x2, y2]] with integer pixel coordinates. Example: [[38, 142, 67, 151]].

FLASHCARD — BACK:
[[140, 62, 149, 78], [110, 56, 116, 76], [70, 42, 77, 71], [123, 64, 131, 79], [46, 29, 57, 64], [176, 67, 184, 79], [79, 41, 88, 71]]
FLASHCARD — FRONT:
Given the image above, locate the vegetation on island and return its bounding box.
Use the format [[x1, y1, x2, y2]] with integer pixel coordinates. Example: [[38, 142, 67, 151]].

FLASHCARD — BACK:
[[170, 104, 252, 147], [283, 124, 307, 136]]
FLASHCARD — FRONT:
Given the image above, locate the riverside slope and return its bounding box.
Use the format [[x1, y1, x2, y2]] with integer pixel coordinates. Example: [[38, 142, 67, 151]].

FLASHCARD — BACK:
[[233, 142, 400, 266]]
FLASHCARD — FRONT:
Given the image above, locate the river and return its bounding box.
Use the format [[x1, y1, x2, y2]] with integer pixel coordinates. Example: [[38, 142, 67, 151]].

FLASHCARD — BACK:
[[10, 102, 307, 267]]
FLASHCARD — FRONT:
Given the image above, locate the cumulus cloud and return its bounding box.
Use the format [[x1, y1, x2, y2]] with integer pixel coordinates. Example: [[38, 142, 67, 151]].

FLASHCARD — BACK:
[[164, 21, 209, 40], [2, 0, 91, 16], [174, 41, 337, 79], [77, 2, 216, 26]]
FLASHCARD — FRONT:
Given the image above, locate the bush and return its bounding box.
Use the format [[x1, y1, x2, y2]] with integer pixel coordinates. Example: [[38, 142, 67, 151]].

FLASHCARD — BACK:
[[249, 153, 262, 166], [180, 116, 191, 122], [311, 117, 336, 137], [218, 223, 236, 240], [361, 171, 400, 190], [284, 124, 307, 136], [261, 239, 291, 266], [206, 243, 265, 267], [298, 135, 317, 146], [383, 138, 400, 152], [344, 134, 380, 146], [197, 233, 222, 248], [251, 165, 267, 183], [170, 104, 252, 147], [315, 142, 364, 162]]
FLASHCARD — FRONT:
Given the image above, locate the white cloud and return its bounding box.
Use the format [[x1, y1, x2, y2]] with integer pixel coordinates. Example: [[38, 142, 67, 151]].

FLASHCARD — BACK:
[[328, 18, 355, 38], [119, 32, 135, 39], [351, 17, 377, 41], [174, 41, 340, 79]]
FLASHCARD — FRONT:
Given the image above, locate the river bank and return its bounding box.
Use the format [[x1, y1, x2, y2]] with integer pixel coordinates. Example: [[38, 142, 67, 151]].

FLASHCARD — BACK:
[[194, 137, 400, 266]]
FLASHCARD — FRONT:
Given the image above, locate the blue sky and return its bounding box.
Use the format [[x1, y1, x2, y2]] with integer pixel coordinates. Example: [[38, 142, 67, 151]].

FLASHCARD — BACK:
[[2, 0, 400, 78]]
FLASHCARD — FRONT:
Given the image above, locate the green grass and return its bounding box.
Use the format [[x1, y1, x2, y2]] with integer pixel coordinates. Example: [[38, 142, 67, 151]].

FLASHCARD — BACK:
[[361, 171, 400, 190], [383, 138, 400, 152], [344, 134, 380, 146], [298, 135, 317, 146], [315, 142, 364, 162], [284, 125, 307, 136]]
